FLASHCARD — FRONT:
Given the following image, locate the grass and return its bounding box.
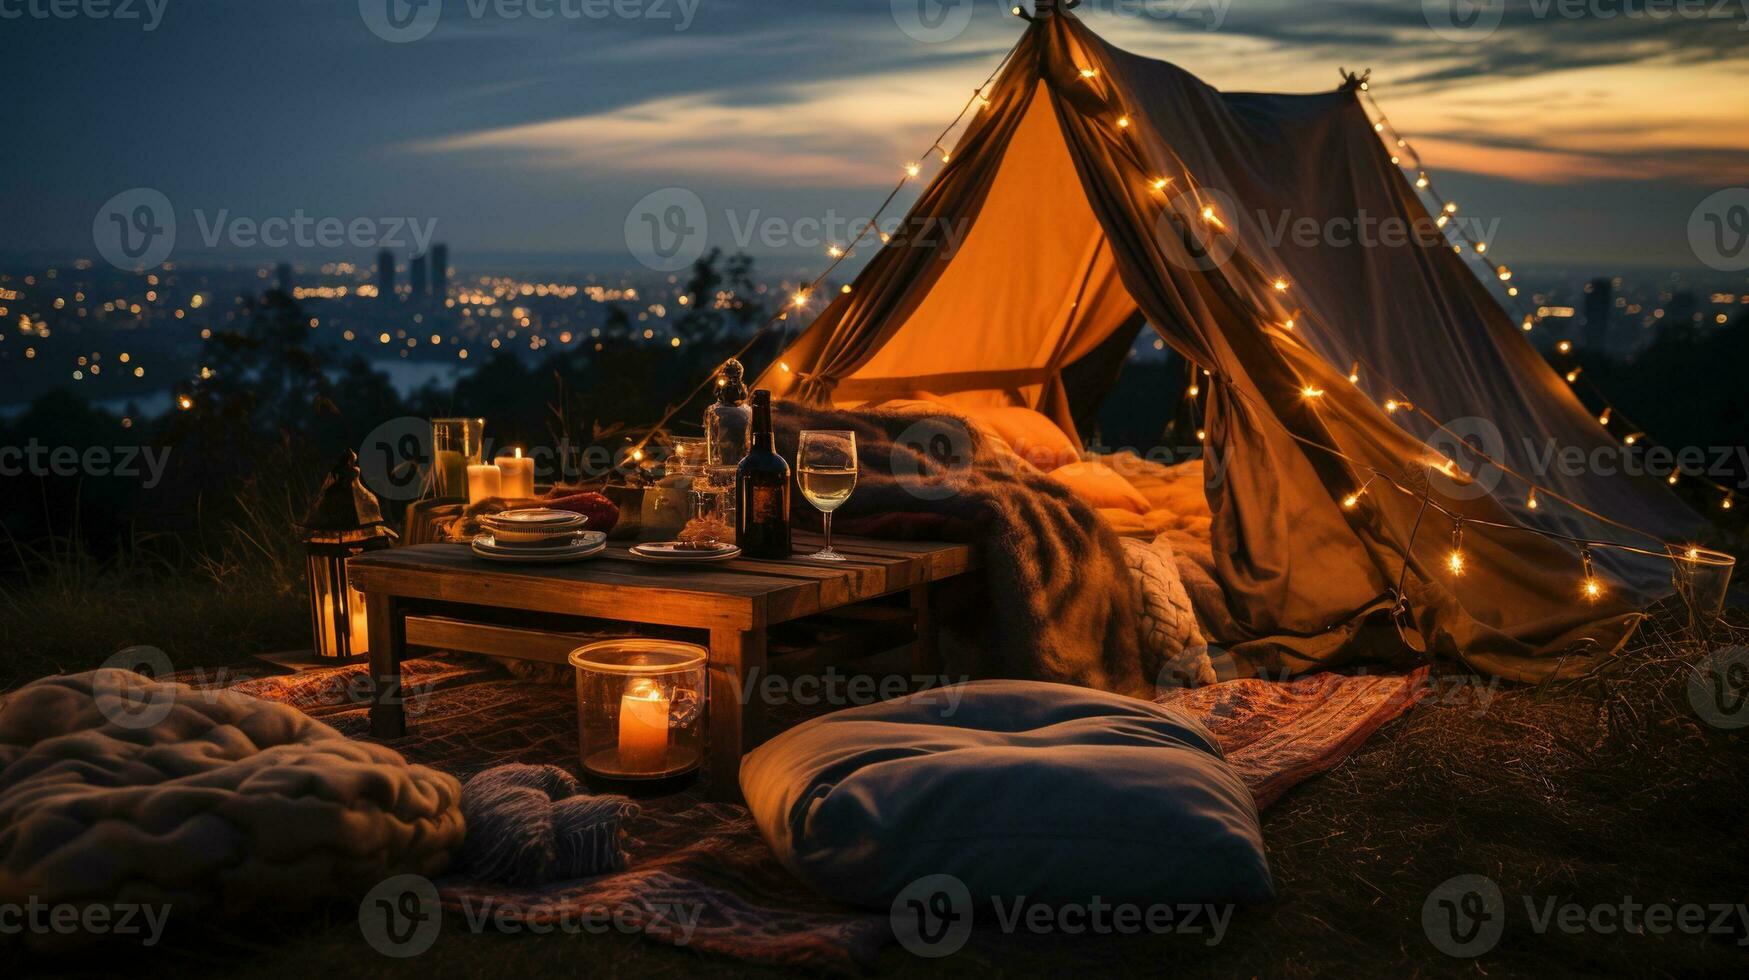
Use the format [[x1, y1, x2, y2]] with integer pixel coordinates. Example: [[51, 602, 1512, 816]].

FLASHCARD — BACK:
[[6, 571, 1746, 976]]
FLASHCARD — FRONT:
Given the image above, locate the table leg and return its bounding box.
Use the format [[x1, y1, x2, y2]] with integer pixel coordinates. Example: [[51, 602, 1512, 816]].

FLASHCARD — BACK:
[[707, 626, 767, 801], [368, 593, 407, 739], [909, 583, 940, 677]]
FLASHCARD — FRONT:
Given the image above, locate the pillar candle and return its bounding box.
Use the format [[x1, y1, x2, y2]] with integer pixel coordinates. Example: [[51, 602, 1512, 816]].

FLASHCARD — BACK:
[[496, 449, 536, 500], [466, 463, 501, 505], [617, 682, 670, 772]]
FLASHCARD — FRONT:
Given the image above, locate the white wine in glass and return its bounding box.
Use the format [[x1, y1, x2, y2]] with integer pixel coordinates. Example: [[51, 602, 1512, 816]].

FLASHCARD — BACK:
[[796, 430, 857, 561]]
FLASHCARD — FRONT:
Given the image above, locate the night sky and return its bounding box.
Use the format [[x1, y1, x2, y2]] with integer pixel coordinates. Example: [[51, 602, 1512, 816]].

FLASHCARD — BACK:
[[3, 0, 1745, 269]]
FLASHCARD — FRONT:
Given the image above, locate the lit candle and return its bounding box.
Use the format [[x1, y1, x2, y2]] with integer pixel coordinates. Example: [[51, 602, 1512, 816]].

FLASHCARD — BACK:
[[617, 681, 670, 772], [496, 448, 536, 500], [466, 463, 501, 505]]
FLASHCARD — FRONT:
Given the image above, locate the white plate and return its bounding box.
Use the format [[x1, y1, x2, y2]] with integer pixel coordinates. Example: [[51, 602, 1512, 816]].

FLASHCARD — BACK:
[[481, 508, 588, 527], [471, 534, 606, 563], [629, 541, 743, 563]]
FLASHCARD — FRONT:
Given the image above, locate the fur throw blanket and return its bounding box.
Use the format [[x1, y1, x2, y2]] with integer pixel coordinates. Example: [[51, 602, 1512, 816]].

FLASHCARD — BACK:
[[0, 669, 464, 946], [774, 402, 1160, 697]]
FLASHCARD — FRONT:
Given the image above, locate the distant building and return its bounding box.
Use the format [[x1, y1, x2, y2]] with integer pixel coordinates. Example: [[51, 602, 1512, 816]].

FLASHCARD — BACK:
[[1581, 277, 1612, 353], [275, 262, 293, 295], [431, 244, 448, 304], [377, 249, 395, 302], [410, 253, 428, 301]]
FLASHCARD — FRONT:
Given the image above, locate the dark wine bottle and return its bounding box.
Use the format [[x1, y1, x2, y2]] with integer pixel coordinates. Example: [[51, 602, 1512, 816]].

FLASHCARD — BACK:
[[736, 389, 792, 559]]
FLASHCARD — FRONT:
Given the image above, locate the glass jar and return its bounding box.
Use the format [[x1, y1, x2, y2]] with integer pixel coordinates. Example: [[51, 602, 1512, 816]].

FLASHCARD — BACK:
[[1668, 545, 1735, 641], [430, 417, 485, 499], [569, 639, 707, 786], [689, 464, 739, 544]]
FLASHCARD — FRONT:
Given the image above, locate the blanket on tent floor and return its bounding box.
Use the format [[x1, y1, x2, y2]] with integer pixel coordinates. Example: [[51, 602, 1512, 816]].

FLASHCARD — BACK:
[[199, 655, 1428, 971]]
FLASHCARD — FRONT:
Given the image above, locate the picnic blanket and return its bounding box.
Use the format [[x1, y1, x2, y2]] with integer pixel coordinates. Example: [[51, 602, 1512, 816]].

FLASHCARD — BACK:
[[221, 655, 1428, 970]]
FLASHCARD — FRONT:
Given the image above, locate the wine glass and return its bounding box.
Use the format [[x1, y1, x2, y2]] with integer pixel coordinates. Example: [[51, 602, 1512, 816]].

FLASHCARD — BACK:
[[797, 430, 858, 561]]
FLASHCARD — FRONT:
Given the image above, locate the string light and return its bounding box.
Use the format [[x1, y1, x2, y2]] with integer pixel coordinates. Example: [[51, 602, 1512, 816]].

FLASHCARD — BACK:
[[1151, 177, 1171, 191], [1565, 368, 1582, 383], [1187, 382, 1201, 396], [1301, 385, 1325, 398], [1475, 242, 1487, 254], [1521, 316, 1535, 332], [1726, 493, 1736, 511], [1623, 432, 1641, 446], [1447, 519, 1466, 576], [904, 162, 921, 178], [1415, 173, 1429, 189], [1495, 265, 1512, 282], [1272, 278, 1289, 291], [1079, 67, 1098, 79], [1556, 340, 1573, 353], [1201, 205, 1222, 226], [1597, 407, 1611, 427], [1580, 547, 1602, 601], [792, 289, 810, 308], [826, 245, 844, 258], [1348, 361, 1360, 383], [1117, 115, 1130, 128], [1342, 475, 1376, 510], [1526, 488, 1539, 510]]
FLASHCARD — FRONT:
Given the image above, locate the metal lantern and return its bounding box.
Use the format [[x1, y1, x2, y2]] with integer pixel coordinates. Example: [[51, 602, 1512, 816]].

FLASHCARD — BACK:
[[302, 450, 397, 660]]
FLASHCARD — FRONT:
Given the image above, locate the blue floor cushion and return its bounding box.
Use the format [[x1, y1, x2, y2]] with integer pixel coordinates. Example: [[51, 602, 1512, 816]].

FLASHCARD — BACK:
[[740, 679, 1272, 909]]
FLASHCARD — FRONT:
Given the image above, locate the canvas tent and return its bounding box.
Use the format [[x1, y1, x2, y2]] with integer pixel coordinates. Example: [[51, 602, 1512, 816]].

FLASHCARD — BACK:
[[756, 8, 1704, 680]]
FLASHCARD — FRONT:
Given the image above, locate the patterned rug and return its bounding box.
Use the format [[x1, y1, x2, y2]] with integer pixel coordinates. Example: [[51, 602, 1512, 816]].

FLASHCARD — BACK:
[[211, 657, 1428, 971]]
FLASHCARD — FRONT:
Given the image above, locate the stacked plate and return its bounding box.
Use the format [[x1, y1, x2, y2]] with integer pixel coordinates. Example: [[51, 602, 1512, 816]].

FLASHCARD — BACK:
[[471, 508, 606, 563], [629, 540, 742, 563]]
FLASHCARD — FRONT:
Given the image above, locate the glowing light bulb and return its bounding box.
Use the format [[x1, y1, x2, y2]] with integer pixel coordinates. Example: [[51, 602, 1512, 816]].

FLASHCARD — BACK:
[[1475, 242, 1487, 254], [1667, 473, 1679, 485], [1188, 384, 1200, 396], [1374, 122, 1384, 132], [1557, 340, 1572, 353], [1272, 278, 1289, 291], [1521, 317, 1535, 332], [780, 361, 792, 373], [1348, 362, 1360, 383], [1583, 577, 1602, 600], [826, 245, 844, 258], [177, 394, 193, 410], [1527, 489, 1539, 510], [792, 290, 810, 308], [1444, 202, 1458, 214], [631, 448, 645, 462], [1565, 368, 1581, 383], [1726, 495, 1736, 511], [1435, 214, 1449, 228], [1447, 550, 1465, 575], [1390, 155, 1400, 165], [1415, 173, 1429, 189], [1384, 399, 1400, 413], [904, 162, 921, 178], [941, 150, 951, 163], [1623, 432, 1640, 446], [1496, 266, 1512, 282], [1196, 429, 1206, 442], [1117, 116, 1130, 128], [1342, 492, 1361, 509], [1301, 385, 1324, 398], [1284, 318, 1296, 331], [1597, 408, 1611, 426], [1152, 177, 1171, 191], [1080, 68, 1098, 79]]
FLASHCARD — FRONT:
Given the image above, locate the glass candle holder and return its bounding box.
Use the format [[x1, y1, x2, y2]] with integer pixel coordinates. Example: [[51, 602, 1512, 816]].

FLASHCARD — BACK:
[[569, 639, 707, 785], [430, 417, 485, 499], [1669, 545, 1736, 640]]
